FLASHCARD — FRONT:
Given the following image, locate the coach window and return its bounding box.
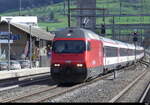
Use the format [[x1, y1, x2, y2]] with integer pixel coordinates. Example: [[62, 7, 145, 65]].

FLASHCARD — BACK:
[[120, 48, 128, 56], [132, 49, 135, 56], [128, 49, 131, 56], [120, 48, 123, 56], [104, 46, 117, 57], [136, 50, 139, 55], [136, 50, 142, 55], [128, 49, 134, 56]]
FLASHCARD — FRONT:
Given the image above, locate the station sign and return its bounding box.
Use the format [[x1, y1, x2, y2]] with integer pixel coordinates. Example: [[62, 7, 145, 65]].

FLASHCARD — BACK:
[[0, 31, 21, 40], [0, 32, 10, 35], [0, 35, 9, 39], [0, 40, 13, 43], [0, 32, 10, 39]]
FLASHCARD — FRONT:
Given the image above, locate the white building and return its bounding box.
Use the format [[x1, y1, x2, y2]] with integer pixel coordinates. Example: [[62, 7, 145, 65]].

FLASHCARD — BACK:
[[0, 16, 38, 27]]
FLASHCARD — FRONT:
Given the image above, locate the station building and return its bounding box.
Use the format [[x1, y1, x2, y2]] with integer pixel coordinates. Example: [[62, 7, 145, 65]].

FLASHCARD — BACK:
[[0, 16, 54, 67]]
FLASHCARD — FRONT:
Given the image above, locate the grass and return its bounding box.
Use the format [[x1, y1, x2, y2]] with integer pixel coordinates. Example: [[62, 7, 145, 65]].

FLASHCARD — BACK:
[[39, 21, 68, 31]]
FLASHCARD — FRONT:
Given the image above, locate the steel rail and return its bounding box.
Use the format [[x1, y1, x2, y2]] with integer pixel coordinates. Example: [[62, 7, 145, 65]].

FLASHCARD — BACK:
[[1, 63, 141, 103], [0, 77, 50, 92], [29, 66, 134, 103], [0, 74, 50, 92], [139, 82, 150, 103], [2, 85, 57, 103], [109, 68, 147, 103], [3, 71, 115, 103], [32, 64, 139, 102], [30, 73, 115, 102]]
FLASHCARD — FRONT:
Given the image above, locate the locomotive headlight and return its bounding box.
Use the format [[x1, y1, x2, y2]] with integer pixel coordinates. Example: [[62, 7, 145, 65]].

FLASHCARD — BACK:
[[54, 64, 60, 67], [77, 64, 83, 67]]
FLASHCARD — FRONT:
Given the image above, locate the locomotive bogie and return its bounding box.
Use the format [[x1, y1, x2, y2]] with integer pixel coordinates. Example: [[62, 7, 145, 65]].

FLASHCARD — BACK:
[[51, 66, 87, 83]]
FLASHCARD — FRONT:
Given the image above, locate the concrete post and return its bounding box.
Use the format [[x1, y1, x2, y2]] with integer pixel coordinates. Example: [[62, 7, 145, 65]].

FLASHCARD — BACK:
[[0, 44, 1, 57], [39, 40, 50, 67]]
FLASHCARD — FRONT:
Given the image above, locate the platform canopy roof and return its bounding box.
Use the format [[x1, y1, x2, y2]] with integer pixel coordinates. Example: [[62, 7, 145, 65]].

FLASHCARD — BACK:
[[0, 21, 54, 40], [12, 23, 54, 40]]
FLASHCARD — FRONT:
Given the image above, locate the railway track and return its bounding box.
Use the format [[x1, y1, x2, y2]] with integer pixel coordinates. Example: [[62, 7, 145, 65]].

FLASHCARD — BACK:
[[0, 63, 146, 103], [139, 82, 150, 103], [1, 69, 123, 103], [109, 68, 148, 103], [0, 73, 50, 87], [0, 73, 51, 92]]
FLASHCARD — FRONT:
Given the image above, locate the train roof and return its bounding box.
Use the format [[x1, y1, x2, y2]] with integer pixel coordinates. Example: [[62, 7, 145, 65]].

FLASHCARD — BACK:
[[55, 27, 100, 39], [55, 27, 117, 44], [54, 27, 143, 49]]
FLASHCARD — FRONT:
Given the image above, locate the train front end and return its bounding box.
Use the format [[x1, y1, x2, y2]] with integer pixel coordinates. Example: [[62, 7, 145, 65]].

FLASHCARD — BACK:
[[51, 29, 88, 83]]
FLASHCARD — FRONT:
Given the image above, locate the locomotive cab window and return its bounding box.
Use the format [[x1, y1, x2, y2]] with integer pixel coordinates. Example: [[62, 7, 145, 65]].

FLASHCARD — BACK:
[[87, 41, 91, 51], [52, 40, 86, 53]]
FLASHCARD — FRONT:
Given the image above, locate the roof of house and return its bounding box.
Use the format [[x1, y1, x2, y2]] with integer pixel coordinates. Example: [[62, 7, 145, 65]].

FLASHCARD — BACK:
[[11, 23, 54, 40], [0, 21, 54, 40]]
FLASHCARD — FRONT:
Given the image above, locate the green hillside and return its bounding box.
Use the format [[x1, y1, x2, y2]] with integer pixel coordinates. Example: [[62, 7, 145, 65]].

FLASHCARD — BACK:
[[0, 2, 68, 31], [0, 0, 150, 32]]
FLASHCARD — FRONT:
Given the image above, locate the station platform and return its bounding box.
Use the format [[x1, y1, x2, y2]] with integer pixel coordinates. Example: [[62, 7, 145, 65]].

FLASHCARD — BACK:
[[0, 67, 50, 80]]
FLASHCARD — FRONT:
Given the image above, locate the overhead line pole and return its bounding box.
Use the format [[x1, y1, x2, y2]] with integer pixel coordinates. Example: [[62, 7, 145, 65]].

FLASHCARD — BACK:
[[119, 0, 122, 41], [67, 0, 71, 27], [140, 0, 144, 45]]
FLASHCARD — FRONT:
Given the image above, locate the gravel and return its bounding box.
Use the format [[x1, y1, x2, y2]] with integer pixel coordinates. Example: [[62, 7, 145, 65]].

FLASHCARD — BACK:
[[117, 71, 150, 102], [47, 64, 149, 103], [0, 63, 149, 103], [0, 78, 55, 101]]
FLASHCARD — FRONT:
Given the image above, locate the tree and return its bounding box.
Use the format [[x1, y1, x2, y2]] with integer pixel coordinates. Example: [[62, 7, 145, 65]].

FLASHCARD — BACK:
[[0, 0, 63, 13], [49, 11, 55, 20]]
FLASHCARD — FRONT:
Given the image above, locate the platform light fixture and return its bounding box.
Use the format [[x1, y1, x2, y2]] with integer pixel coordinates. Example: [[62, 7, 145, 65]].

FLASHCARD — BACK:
[[19, 0, 22, 16]]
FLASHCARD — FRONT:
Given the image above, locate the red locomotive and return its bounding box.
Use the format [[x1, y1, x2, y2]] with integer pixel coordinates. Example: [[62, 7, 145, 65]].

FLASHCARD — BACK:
[[51, 27, 144, 84]]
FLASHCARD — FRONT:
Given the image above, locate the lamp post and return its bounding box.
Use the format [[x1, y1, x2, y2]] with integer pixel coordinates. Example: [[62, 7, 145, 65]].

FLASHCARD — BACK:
[[29, 25, 32, 68], [133, 31, 138, 63], [19, 0, 22, 16], [6, 18, 12, 71], [119, 0, 122, 41]]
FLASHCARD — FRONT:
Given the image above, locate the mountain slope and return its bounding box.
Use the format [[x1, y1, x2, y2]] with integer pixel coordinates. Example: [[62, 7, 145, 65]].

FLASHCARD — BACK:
[[0, 0, 150, 32], [0, 0, 63, 13]]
